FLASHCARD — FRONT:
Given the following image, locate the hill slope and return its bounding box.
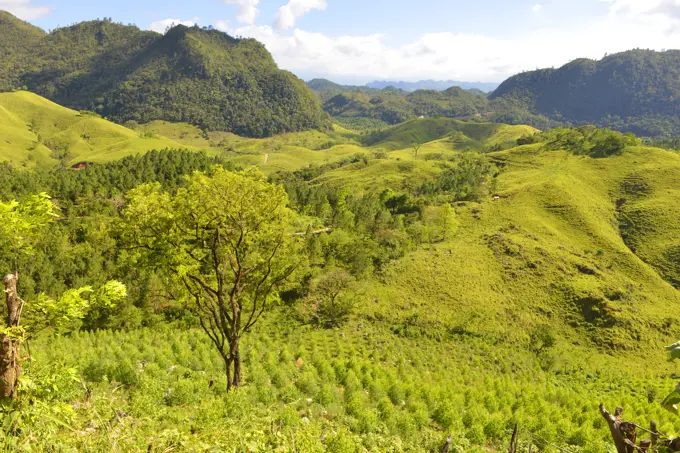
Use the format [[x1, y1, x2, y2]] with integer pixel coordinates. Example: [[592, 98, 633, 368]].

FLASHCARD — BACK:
[[489, 49, 680, 137], [0, 91, 190, 166], [0, 12, 329, 137]]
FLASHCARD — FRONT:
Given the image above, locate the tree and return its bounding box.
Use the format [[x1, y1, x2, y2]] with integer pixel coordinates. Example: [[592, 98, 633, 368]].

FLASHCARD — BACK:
[[0, 194, 126, 398], [0, 194, 56, 398], [412, 142, 423, 160], [121, 167, 300, 390], [309, 268, 355, 328]]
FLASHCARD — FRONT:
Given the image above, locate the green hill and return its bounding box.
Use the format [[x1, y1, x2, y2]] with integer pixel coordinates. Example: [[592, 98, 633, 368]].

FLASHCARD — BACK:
[[7, 124, 680, 452], [0, 91, 192, 167], [0, 12, 329, 137], [322, 86, 489, 127], [489, 49, 680, 137], [0, 91, 364, 170], [364, 117, 536, 152]]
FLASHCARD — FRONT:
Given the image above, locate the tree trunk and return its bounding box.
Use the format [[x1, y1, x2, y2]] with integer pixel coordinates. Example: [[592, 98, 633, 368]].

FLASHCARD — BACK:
[[233, 340, 241, 388], [600, 404, 641, 453], [225, 357, 234, 391], [0, 274, 21, 399]]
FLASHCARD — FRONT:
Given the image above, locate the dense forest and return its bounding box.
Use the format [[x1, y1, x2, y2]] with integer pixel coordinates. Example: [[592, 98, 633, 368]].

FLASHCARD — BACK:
[[0, 11, 329, 137]]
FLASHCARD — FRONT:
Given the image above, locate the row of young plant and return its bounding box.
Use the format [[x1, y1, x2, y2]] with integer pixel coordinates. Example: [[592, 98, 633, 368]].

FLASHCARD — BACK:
[[21, 321, 680, 452]]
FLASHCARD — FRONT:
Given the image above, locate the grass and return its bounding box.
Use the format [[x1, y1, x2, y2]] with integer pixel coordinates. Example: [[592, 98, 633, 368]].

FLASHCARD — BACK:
[[365, 118, 537, 153], [0, 91, 190, 167]]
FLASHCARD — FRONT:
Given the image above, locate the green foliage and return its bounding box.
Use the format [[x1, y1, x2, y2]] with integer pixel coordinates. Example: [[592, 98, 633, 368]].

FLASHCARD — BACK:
[[0, 193, 57, 260], [121, 166, 302, 386], [533, 126, 641, 157], [420, 154, 496, 201], [28, 281, 127, 334], [305, 268, 356, 328]]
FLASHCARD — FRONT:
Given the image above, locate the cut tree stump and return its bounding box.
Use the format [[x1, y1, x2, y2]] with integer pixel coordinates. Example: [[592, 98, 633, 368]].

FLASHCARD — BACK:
[[440, 434, 452, 453], [600, 404, 665, 453], [508, 423, 519, 453]]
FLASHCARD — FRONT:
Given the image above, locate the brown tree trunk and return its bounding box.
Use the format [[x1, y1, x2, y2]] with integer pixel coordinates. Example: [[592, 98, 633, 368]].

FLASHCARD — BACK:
[[225, 357, 234, 391], [232, 340, 241, 388], [1, 274, 22, 399]]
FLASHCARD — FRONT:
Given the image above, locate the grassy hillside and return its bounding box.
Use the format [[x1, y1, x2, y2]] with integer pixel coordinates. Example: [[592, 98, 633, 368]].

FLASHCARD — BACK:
[[0, 91, 193, 167], [0, 91, 362, 170], [14, 135, 680, 452], [0, 12, 329, 137], [365, 118, 536, 152]]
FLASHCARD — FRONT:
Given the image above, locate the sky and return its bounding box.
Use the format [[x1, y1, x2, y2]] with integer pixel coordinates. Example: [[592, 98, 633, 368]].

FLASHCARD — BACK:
[[3, 0, 680, 84]]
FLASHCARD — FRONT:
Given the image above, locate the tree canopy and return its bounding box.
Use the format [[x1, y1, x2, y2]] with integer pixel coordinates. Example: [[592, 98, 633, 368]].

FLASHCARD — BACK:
[[121, 167, 301, 388]]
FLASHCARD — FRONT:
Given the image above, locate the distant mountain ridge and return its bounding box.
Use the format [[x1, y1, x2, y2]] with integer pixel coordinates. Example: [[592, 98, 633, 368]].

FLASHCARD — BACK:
[[310, 50, 680, 137], [0, 10, 329, 137], [489, 49, 680, 137], [367, 80, 500, 93]]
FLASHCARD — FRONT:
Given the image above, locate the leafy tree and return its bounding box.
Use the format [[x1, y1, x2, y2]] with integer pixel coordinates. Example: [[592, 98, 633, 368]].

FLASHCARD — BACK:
[[0, 194, 125, 398], [308, 268, 356, 328], [121, 167, 300, 389]]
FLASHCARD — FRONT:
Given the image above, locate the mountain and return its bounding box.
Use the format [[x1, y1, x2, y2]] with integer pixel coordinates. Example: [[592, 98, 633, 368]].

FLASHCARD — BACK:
[[0, 10, 46, 91], [314, 51, 680, 138], [489, 49, 680, 137], [0, 12, 329, 138], [367, 79, 500, 92]]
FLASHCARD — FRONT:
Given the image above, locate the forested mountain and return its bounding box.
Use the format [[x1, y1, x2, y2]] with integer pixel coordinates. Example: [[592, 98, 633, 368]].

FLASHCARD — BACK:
[[0, 11, 46, 91], [489, 49, 680, 137], [367, 79, 499, 92], [0, 11, 329, 137]]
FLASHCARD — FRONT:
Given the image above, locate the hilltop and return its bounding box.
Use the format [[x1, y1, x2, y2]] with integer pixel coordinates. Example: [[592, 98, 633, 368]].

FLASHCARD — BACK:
[[367, 79, 500, 92], [490, 49, 680, 137], [0, 12, 329, 137]]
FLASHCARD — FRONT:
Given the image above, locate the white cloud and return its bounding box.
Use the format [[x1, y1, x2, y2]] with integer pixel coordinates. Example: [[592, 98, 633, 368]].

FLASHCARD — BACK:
[[0, 0, 50, 20], [149, 17, 200, 34], [215, 13, 680, 82], [532, 4, 543, 13], [223, 0, 260, 25], [604, 0, 680, 30], [274, 0, 327, 30]]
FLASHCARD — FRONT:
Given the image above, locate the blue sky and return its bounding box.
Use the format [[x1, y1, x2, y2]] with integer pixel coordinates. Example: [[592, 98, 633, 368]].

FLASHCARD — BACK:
[[3, 0, 680, 84]]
